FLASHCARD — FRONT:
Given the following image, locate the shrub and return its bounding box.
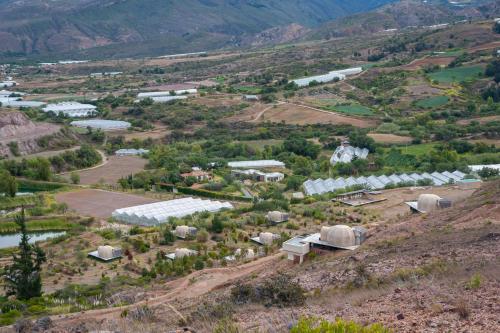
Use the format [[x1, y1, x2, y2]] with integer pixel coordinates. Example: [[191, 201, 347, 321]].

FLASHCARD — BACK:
[[465, 273, 481, 290], [256, 274, 305, 307], [290, 317, 392, 333]]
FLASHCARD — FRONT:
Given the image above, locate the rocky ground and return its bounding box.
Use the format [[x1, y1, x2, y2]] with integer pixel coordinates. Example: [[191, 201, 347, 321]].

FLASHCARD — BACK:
[[7, 181, 499, 333]]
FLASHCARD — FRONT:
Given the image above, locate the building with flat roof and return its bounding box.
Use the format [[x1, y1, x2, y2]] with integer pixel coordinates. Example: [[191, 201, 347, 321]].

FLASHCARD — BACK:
[[281, 225, 368, 264], [231, 169, 284, 182], [115, 148, 149, 156], [88, 246, 122, 261], [228, 160, 285, 169]]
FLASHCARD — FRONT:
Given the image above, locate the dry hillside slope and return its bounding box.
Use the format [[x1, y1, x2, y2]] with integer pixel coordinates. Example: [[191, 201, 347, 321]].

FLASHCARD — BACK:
[[41, 181, 500, 332]]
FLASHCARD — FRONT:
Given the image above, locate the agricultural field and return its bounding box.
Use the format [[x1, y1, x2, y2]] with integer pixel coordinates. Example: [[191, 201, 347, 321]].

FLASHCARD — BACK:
[[69, 156, 148, 185], [428, 65, 485, 83], [323, 104, 375, 116], [415, 95, 449, 108], [55, 189, 160, 219], [0, 9, 499, 333]]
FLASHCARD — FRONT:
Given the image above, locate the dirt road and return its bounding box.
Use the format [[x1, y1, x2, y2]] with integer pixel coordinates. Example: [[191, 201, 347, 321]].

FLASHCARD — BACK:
[[48, 253, 281, 326]]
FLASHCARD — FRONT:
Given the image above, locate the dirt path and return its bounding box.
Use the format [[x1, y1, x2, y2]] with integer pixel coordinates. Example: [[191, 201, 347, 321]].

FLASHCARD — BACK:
[[249, 102, 284, 122], [49, 253, 281, 326]]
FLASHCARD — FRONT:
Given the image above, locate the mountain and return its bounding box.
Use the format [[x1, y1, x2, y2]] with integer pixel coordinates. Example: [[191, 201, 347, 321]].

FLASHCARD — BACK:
[[308, 0, 500, 39], [0, 0, 397, 60]]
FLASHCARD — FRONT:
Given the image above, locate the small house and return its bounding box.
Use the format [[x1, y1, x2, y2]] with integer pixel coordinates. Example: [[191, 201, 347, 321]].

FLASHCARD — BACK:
[[174, 225, 198, 239], [180, 170, 212, 182], [166, 248, 198, 260], [88, 246, 122, 261], [266, 211, 289, 224], [251, 232, 280, 246], [405, 194, 452, 213]]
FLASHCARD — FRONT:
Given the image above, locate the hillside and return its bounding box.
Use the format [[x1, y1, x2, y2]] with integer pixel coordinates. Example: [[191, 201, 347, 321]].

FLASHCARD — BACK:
[[0, 0, 396, 60], [308, 0, 500, 39]]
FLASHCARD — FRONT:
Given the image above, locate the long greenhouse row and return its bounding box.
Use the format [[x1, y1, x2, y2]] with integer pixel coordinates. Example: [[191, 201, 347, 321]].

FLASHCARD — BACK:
[[303, 170, 467, 196], [112, 197, 233, 226]]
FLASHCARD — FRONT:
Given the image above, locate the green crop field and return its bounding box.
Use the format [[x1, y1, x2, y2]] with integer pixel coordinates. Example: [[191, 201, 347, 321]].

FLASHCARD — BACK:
[[416, 95, 449, 108], [324, 104, 374, 116], [428, 65, 484, 83], [382, 143, 437, 157], [233, 85, 262, 94]]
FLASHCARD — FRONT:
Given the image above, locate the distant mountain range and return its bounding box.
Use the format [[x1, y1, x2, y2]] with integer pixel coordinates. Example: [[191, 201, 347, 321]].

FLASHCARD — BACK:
[[0, 0, 497, 60]]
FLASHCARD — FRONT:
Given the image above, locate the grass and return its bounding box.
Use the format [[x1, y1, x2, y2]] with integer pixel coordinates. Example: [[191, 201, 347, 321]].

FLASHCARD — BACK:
[[324, 104, 374, 116], [428, 65, 484, 83], [0, 218, 77, 234], [233, 85, 262, 94], [0, 195, 39, 210], [415, 95, 449, 108], [238, 139, 284, 149], [383, 143, 437, 157]]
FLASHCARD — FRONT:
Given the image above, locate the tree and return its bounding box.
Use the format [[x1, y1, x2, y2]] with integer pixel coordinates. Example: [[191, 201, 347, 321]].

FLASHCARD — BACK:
[[0, 170, 17, 197], [494, 22, 500, 34], [211, 215, 224, 233], [3, 209, 46, 300], [70, 172, 80, 184]]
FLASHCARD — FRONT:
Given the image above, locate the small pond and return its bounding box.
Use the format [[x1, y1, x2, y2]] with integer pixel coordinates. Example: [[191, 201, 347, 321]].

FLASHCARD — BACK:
[[0, 231, 66, 249]]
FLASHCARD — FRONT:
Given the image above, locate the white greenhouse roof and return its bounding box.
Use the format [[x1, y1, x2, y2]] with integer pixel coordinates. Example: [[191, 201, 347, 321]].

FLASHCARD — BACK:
[[112, 197, 233, 226], [330, 145, 369, 165], [292, 67, 362, 87], [303, 170, 469, 196], [70, 119, 131, 130], [0, 98, 45, 108], [228, 160, 285, 169], [43, 102, 97, 112], [468, 164, 500, 172], [115, 148, 149, 155], [137, 89, 197, 99]]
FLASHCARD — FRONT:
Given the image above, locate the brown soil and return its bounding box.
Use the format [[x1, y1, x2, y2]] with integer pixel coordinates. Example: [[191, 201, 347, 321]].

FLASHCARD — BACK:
[[401, 56, 456, 70], [456, 115, 500, 125], [55, 189, 159, 219], [73, 155, 147, 185], [467, 41, 500, 53], [368, 133, 413, 144], [255, 102, 377, 128], [0, 111, 62, 157]]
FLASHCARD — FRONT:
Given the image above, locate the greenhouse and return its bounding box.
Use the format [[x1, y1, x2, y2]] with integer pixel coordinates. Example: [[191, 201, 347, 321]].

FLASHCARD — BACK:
[[70, 119, 131, 130], [112, 197, 233, 226], [303, 170, 468, 196], [228, 160, 285, 169], [292, 67, 362, 87]]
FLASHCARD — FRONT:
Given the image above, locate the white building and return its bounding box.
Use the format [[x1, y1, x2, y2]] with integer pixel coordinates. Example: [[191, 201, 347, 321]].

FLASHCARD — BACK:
[[43, 102, 97, 117], [292, 67, 362, 87], [281, 225, 367, 264], [228, 160, 285, 169], [88, 246, 122, 261], [90, 72, 123, 77], [231, 169, 284, 182], [115, 148, 149, 156], [137, 89, 197, 99]]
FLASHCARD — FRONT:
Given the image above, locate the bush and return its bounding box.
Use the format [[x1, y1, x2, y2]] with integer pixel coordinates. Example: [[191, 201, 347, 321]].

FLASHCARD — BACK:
[[230, 274, 305, 307], [290, 317, 392, 333]]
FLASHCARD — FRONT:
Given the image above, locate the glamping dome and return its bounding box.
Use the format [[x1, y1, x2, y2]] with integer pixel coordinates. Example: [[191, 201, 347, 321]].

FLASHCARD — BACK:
[[417, 194, 441, 213], [320, 225, 356, 248], [175, 225, 189, 238], [175, 248, 194, 259], [97, 246, 114, 260], [259, 232, 275, 245]]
